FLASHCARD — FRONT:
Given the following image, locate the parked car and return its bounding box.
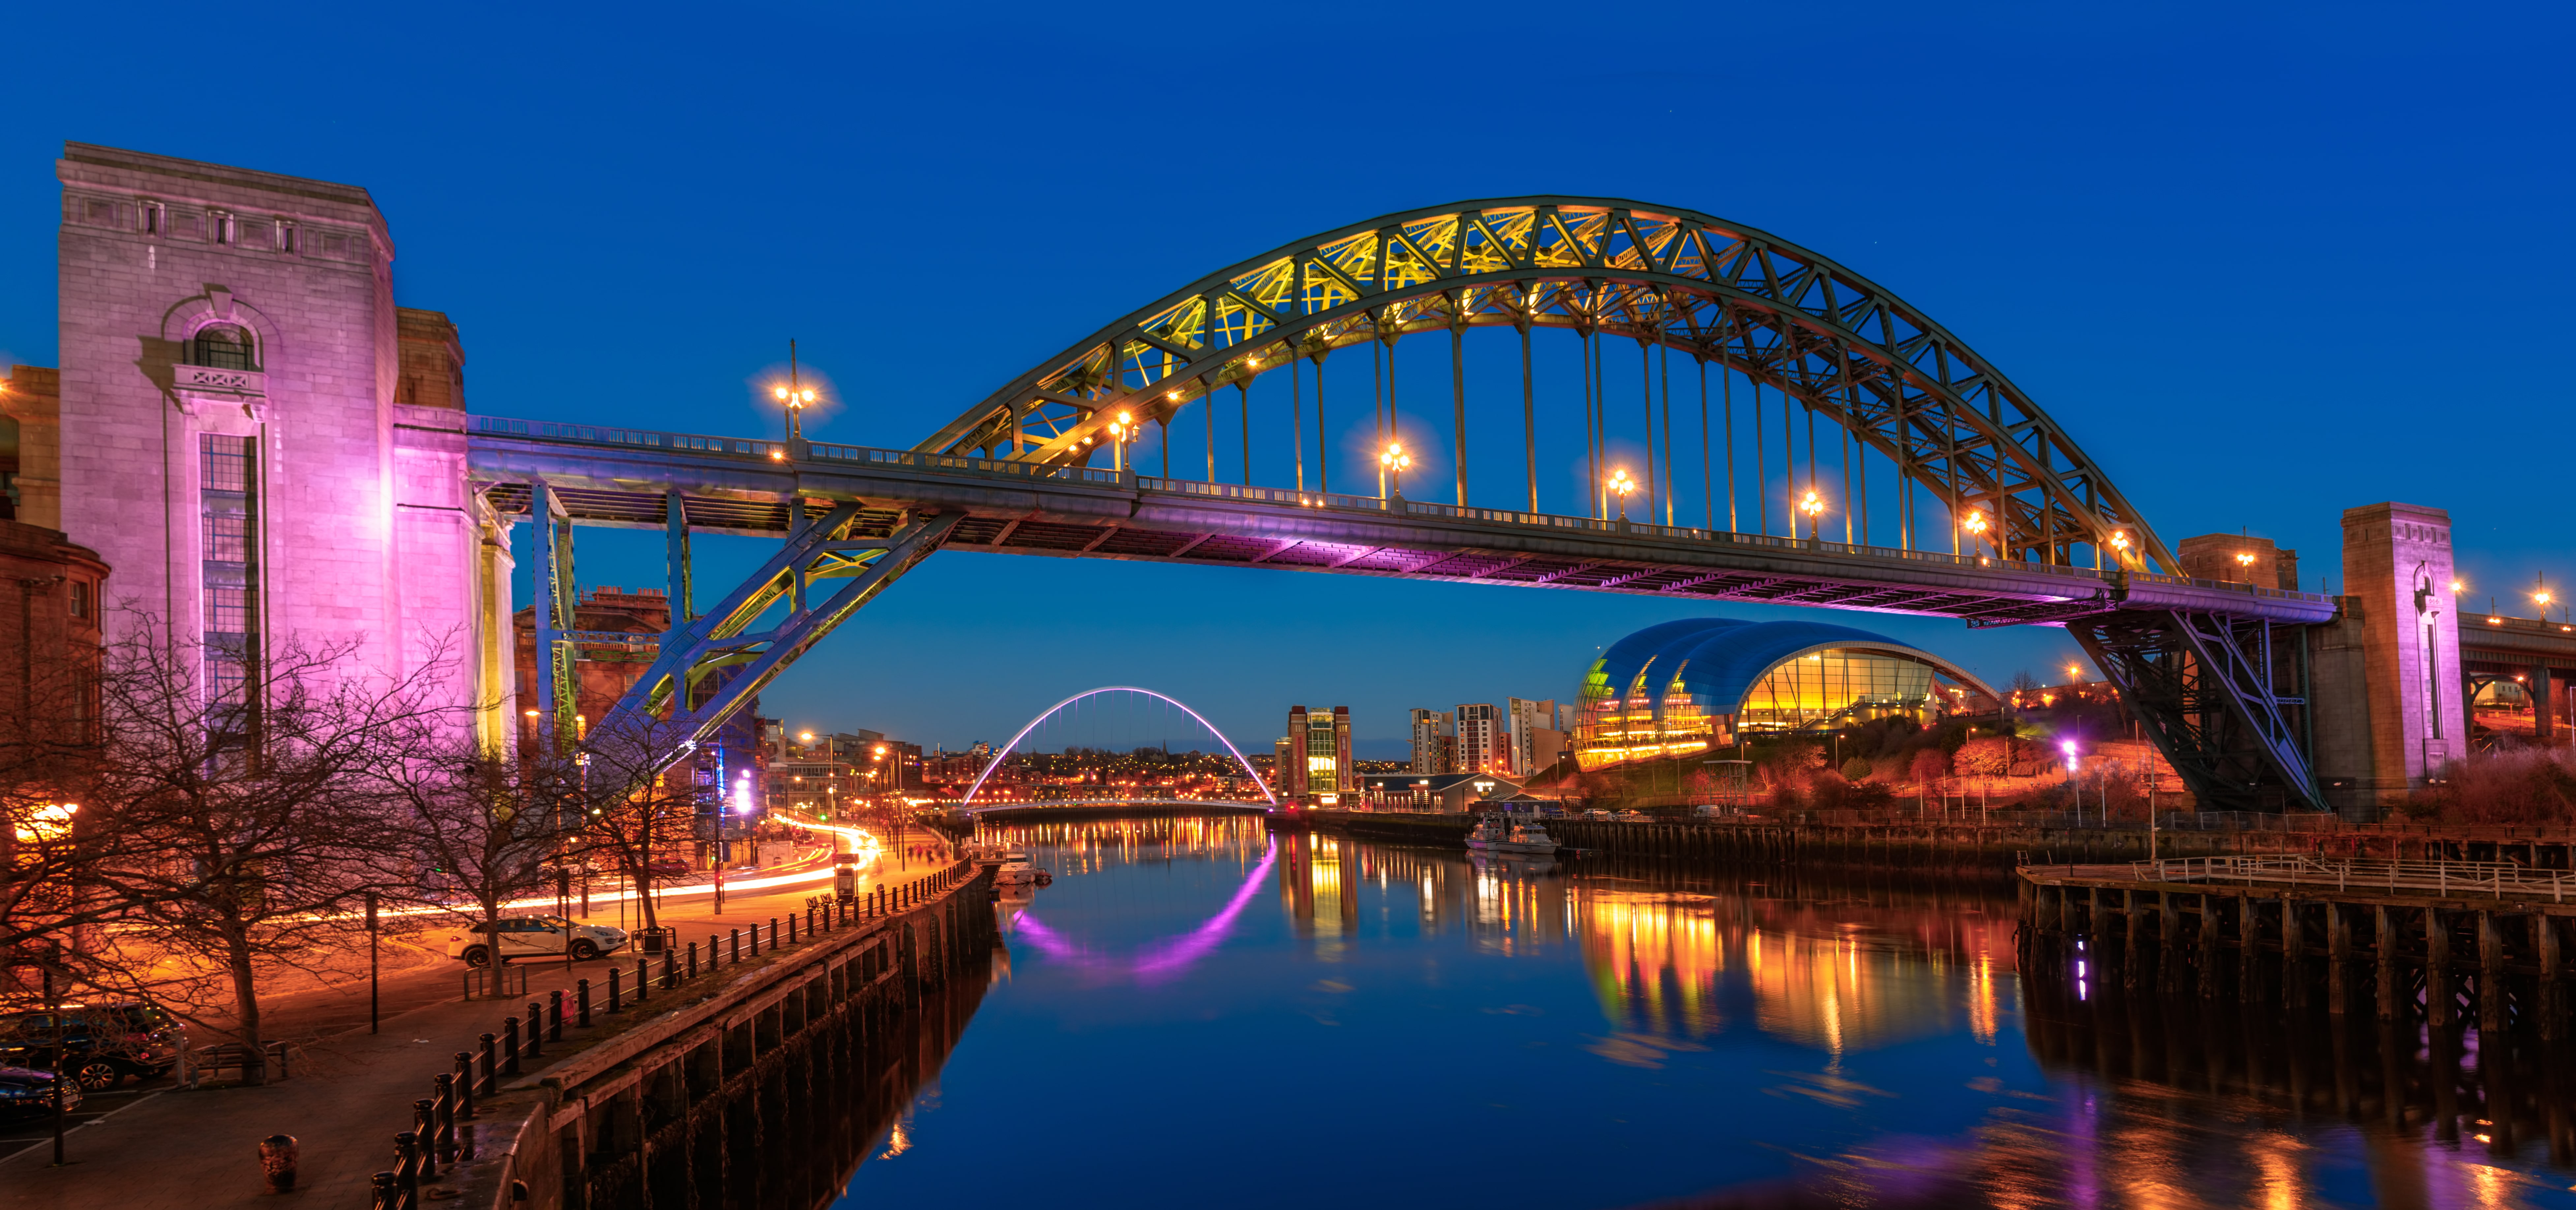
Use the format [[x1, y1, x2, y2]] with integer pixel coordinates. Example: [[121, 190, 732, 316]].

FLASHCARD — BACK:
[[640, 856, 692, 879], [441, 915, 630, 967], [0, 1067, 82, 1118], [0, 1002, 185, 1090]]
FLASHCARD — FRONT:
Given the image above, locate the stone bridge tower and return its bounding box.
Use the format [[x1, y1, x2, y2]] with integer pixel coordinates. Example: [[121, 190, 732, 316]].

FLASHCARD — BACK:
[[53, 144, 510, 746]]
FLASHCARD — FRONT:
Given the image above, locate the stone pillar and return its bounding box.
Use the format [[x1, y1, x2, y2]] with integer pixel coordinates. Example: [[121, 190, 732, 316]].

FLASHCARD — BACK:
[[2532, 663, 2555, 744], [53, 145, 496, 738], [2320, 504, 2467, 812]]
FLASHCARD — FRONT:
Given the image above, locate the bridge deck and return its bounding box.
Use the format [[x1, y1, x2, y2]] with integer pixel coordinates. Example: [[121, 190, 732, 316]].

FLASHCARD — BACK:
[[468, 417, 2335, 625]]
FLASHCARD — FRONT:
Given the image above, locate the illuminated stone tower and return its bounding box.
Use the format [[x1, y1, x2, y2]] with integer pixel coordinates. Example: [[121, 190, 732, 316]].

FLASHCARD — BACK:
[[53, 144, 510, 743]]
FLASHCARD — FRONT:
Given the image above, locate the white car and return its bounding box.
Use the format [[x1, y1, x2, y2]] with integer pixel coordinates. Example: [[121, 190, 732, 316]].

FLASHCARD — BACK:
[[444, 915, 628, 967]]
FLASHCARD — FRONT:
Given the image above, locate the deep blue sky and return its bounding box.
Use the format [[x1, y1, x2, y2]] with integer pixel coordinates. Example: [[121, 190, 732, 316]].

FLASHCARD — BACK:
[[4, 3, 2568, 755]]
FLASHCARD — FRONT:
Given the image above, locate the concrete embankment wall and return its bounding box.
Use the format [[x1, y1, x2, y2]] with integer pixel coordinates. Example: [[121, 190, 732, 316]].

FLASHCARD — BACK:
[[466, 869, 998, 1210]]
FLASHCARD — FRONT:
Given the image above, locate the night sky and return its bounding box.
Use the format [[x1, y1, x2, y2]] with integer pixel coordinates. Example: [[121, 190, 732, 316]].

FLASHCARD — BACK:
[[3, 3, 2567, 757]]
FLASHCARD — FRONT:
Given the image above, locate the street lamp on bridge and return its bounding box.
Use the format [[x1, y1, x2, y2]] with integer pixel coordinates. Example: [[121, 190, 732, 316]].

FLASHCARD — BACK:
[[1107, 410, 1136, 473], [1602, 467, 1637, 522], [771, 339, 818, 443], [1379, 441, 1410, 499], [1961, 509, 1992, 560], [1798, 488, 1825, 539]]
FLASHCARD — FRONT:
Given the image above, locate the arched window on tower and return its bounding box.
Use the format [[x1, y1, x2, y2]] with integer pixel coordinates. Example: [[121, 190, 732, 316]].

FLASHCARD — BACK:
[[190, 324, 258, 372]]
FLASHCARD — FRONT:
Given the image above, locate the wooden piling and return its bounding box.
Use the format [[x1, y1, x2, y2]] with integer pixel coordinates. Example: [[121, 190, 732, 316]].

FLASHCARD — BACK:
[[2479, 911, 2505, 1033], [2376, 906, 2399, 1020], [2428, 911, 2452, 1027], [2327, 903, 2350, 1015]]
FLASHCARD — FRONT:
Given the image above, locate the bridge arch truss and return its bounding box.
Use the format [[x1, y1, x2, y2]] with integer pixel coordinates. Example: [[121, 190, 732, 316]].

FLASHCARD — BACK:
[[921, 197, 2170, 575]]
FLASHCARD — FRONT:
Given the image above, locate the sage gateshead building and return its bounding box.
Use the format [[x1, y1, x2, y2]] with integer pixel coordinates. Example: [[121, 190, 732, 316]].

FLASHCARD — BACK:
[[1573, 618, 1998, 770]]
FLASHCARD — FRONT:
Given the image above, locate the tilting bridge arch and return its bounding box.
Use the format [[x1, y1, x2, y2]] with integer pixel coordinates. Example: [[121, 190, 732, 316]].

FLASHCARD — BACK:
[[957, 687, 1277, 812], [466, 197, 2337, 813]]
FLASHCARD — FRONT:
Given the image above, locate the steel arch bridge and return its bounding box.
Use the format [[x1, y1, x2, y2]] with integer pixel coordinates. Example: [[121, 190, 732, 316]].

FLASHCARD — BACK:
[[956, 686, 1277, 812], [468, 198, 2337, 812]]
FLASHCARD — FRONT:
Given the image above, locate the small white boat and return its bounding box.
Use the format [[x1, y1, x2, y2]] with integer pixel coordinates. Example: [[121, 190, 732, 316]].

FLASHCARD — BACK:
[[993, 852, 1051, 886], [1488, 817, 1560, 855], [1464, 817, 1509, 850]]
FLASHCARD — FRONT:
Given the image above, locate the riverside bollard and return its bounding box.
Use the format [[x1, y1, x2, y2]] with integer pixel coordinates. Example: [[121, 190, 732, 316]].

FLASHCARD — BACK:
[[258, 1133, 299, 1193], [577, 978, 592, 1027]]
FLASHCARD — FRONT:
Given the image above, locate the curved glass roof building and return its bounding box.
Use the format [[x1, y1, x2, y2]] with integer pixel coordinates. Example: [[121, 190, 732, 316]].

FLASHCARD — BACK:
[[1574, 618, 1998, 770]]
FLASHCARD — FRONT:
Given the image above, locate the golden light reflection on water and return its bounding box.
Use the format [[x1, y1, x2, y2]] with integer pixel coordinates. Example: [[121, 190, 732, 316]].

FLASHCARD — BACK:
[[1569, 879, 2015, 1055]]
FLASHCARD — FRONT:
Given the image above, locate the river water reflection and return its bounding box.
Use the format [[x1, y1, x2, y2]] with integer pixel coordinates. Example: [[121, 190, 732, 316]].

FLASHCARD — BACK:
[[836, 818, 2576, 1209]]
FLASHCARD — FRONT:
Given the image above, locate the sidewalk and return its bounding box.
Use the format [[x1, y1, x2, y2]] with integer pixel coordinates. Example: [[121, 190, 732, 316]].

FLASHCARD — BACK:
[[0, 858, 958, 1209]]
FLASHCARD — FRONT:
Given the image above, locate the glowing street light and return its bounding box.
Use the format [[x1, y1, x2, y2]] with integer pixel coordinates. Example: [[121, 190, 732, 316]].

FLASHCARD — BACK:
[[2534, 572, 2553, 614], [1602, 467, 1637, 520], [2108, 530, 2132, 561], [1106, 410, 1136, 473], [1378, 441, 1411, 499], [771, 338, 819, 442]]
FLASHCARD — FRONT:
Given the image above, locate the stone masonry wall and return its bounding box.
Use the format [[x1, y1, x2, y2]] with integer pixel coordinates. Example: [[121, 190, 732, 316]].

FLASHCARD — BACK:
[[54, 143, 497, 730]]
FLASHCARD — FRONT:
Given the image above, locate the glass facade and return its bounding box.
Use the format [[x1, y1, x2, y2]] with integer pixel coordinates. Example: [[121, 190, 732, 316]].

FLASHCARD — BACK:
[[1739, 650, 1937, 733], [1571, 619, 1980, 771]]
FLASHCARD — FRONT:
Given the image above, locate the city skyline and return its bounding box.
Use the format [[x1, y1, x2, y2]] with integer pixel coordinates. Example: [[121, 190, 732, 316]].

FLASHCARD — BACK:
[[1, 5, 2566, 756]]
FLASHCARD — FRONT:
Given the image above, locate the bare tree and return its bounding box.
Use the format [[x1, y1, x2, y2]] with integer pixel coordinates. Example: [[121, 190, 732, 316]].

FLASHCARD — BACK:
[[376, 741, 584, 942], [68, 615, 453, 1084], [572, 714, 716, 935]]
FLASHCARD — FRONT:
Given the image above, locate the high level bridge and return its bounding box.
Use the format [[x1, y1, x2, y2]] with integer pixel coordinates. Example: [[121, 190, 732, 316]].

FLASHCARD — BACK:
[[469, 198, 2337, 813]]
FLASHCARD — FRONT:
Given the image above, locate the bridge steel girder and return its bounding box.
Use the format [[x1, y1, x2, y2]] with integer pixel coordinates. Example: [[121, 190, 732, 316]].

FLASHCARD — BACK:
[[916, 197, 2174, 575], [466, 426, 2338, 627], [2071, 609, 2324, 813], [588, 504, 962, 772]]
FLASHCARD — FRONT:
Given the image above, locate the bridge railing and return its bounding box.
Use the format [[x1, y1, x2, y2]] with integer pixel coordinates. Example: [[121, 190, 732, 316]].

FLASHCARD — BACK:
[[470, 416, 2339, 605]]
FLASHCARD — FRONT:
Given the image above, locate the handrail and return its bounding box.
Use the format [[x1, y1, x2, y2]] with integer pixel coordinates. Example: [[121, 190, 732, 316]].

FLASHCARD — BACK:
[[362, 860, 974, 1208], [2124, 855, 2572, 901], [466, 415, 2355, 604]]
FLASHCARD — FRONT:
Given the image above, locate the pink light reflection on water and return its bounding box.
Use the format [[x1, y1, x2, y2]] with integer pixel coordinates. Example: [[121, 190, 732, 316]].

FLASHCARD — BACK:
[[1013, 838, 1277, 984]]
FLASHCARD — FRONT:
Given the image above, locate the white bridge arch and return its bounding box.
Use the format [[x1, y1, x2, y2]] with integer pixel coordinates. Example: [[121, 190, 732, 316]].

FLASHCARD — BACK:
[[959, 686, 1278, 810]]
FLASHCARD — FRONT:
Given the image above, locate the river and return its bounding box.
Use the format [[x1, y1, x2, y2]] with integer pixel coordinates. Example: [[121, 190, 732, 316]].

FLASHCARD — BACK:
[[834, 816, 2576, 1209]]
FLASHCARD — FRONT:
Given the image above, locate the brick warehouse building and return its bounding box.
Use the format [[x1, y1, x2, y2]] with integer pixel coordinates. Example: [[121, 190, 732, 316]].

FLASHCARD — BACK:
[[50, 144, 511, 744]]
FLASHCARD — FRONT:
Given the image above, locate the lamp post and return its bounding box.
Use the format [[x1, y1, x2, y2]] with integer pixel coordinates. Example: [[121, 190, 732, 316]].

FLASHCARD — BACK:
[[1602, 468, 1636, 522], [1962, 509, 1992, 561], [1378, 441, 1411, 500], [1107, 411, 1135, 474], [1798, 488, 1825, 543], [770, 340, 818, 444]]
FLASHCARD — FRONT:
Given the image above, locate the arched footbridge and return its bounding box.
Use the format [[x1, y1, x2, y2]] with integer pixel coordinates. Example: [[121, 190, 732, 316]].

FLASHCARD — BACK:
[[471, 198, 2336, 811]]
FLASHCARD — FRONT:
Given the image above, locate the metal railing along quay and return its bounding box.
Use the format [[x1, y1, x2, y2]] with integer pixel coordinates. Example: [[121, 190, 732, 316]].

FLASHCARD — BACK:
[[2121, 855, 2576, 901], [365, 861, 974, 1210]]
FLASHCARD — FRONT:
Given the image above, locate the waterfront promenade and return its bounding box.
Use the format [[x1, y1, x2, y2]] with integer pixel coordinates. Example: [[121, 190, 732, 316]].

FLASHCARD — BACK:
[[0, 855, 963, 1208]]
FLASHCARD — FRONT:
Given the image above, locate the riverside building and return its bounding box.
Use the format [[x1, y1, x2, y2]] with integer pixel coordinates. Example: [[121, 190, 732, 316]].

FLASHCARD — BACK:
[[1573, 618, 1996, 771]]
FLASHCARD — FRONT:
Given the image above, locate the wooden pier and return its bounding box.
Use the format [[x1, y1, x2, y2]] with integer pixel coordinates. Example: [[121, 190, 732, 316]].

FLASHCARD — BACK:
[[2018, 856, 2576, 1035]]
